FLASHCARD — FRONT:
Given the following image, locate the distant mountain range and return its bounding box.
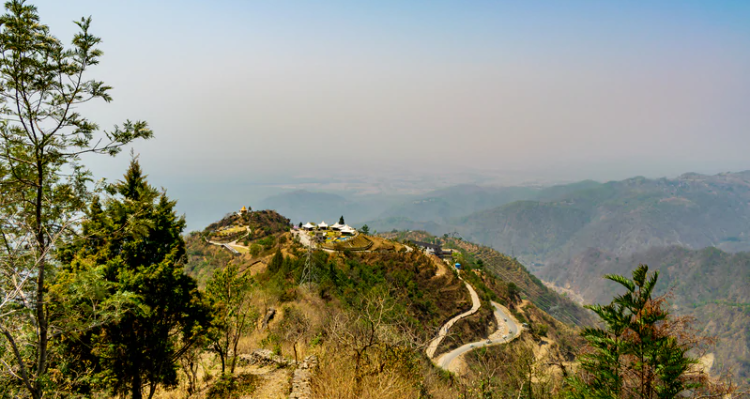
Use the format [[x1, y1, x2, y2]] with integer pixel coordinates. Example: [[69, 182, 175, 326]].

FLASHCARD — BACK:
[[351, 171, 750, 264], [455, 172, 750, 264]]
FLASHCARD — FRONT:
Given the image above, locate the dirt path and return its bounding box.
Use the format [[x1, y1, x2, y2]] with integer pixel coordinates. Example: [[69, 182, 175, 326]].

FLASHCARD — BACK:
[[244, 365, 291, 399], [430, 254, 450, 278]]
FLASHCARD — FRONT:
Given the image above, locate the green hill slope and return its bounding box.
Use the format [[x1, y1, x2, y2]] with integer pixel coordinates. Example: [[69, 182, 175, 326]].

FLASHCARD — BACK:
[[381, 231, 597, 328]]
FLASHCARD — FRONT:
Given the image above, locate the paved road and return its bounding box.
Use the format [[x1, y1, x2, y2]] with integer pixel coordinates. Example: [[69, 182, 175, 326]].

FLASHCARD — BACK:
[[425, 273, 481, 358], [435, 301, 521, 371]]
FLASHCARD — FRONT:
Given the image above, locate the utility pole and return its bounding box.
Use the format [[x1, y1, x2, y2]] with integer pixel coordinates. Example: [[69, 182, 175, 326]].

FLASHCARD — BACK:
[[300, 235, 318, 286]]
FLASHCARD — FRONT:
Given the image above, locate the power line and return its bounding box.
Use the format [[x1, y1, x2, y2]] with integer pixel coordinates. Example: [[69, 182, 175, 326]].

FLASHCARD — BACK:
[[300, 235, 320, 286]]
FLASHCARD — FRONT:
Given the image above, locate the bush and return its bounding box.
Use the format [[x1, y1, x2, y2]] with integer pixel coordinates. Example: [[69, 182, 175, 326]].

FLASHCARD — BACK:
[[535, 324, 549, 337], [258, 236, 275, 250], [250, 244, 261, 257]]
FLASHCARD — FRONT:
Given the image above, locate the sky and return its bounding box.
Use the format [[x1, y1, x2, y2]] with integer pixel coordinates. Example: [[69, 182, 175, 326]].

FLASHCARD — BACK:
[[25, 1, 750, 229]]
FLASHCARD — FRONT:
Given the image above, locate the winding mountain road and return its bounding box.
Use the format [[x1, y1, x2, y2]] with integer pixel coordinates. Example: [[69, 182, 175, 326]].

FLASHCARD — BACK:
[[435, 301, 521, 372], [425, 274, 481, 358], [426, 269, 523, 373]]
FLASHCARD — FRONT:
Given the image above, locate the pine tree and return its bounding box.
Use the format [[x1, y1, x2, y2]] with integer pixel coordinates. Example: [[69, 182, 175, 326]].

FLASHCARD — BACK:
[[566, 265, 699, 399], [269, 248, 284, 274], [59, 160, 209, 399]]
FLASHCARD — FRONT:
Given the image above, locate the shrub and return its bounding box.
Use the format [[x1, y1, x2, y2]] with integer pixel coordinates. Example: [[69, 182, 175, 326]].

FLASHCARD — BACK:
[[250, 244, 261, 257]]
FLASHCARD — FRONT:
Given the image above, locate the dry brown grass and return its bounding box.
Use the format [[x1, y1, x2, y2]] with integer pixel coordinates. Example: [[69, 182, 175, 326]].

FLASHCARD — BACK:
[[312, 350, 418, 399], [366, 235, 404, 252]]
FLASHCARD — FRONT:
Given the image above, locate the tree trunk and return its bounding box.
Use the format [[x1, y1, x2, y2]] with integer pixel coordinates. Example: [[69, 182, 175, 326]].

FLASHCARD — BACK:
[[132, 370, 142, 399], [147, 382, 157, 399], [33, 159, 47, 399], [293, 342, 298, 365]]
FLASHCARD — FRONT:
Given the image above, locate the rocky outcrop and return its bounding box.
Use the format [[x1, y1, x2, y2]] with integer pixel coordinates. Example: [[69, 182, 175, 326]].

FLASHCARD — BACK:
[[289, 355, 318, 399], [239, 349, 292, 368], [261, 307, 276, 329]]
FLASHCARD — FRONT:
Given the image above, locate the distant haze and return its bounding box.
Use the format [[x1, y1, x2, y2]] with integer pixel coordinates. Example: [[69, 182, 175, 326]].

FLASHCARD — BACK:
[[28, 1, 750, 230]]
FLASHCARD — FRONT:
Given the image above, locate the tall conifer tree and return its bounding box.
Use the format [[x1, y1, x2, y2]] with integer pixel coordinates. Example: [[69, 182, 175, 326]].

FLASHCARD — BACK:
[[60, 160, 209, 399], [566, 265, 699, 399]]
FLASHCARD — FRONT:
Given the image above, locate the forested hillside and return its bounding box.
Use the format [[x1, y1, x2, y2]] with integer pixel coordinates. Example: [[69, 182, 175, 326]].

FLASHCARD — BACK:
[[452, 172, 750, 265], [381, 231, 597, 328]]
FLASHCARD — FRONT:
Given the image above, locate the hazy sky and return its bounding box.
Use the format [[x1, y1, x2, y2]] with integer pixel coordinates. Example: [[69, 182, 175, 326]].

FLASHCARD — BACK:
[[25, 1, 750, 228]]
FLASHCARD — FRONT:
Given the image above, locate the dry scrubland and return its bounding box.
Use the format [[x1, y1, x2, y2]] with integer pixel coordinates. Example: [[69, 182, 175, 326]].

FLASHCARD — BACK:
[[173, 215, 595, 398]]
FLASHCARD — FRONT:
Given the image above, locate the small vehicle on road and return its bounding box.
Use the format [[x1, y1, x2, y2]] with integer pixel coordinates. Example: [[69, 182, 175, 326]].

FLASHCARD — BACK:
[[486, 340, 492, 344]]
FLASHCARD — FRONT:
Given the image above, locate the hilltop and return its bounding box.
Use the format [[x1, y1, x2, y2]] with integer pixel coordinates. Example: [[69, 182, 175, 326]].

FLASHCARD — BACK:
[[178, 209, 588, 397]]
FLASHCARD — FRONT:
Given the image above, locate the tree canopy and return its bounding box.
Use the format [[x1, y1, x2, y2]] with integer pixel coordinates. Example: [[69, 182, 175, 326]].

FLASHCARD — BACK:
[[58, 160, 209, 399], [566, 265, 701, 399]]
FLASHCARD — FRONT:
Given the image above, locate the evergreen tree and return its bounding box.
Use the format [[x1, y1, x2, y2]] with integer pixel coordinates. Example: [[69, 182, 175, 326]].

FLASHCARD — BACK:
[[339, 215, 345, 225], [566, 265, 699, 399], [59, 160, 209, 399], [268, 248, 284, 274]]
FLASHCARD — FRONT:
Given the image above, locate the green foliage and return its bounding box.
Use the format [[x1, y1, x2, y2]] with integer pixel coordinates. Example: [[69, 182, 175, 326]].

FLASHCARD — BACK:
[[268, 249, 284, 273], [361, 224, 370, 235], [566, 265, 699, 399], [535, 323, 549, 337], [0, 2, 152, 397], [249, 244, 262, 257], [58, 160, 209, 399], [206, 262, 256, 376], [258, 235, 276, 250]]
